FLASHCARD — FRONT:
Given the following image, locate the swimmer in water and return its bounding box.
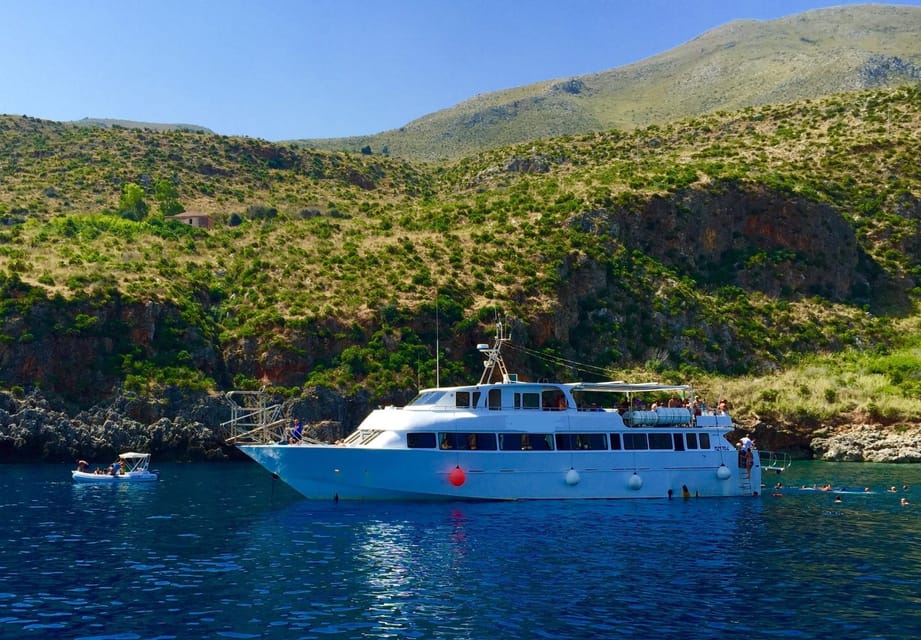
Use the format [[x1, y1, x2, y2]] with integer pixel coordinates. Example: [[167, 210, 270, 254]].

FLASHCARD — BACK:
[[901, 498, 910, 506], [834, 495, 843, 504]]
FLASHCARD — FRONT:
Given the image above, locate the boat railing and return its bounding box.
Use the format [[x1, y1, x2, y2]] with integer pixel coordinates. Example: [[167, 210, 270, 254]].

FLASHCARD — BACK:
[[222, 389, 285, 445], [760, 450, 792, 474]]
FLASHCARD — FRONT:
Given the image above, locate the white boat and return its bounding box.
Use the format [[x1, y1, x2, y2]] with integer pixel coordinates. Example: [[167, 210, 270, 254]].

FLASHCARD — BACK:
[[71, 452, 159, 483], [227, 324, 763, 501]]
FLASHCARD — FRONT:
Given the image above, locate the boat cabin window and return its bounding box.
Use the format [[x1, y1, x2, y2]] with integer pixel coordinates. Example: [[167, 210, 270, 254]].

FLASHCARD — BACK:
[[488, 388, 501, 410], [542, 389, 567, 410], [673, 433, 685, 451], [609, 433, 622, 450], [648, 433, 672, 450], [514, 392, 541, 410], [685, 433, 698, 449], [455, 390, 483, 408], [698, 433, 711, 449], [439, 432, 497, 450], [555, 433, 608, 450], [499, 433, 553, 451], [407, 432, 437, 448], [408, 391, 446, 406], [623, 433, 648, 450]]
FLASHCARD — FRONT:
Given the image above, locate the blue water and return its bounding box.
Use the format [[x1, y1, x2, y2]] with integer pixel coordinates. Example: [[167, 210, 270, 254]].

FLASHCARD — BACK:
[[1, 461, 920, 639]]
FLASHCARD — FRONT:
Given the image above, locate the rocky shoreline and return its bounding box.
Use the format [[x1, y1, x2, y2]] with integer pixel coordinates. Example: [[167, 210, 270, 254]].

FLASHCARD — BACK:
[[2, 388, 920, 465]]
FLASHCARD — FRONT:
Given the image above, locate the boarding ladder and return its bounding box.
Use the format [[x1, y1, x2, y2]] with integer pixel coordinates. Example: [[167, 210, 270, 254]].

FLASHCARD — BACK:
[[760, 450, 792, 475], [222, 389, 287, 445]]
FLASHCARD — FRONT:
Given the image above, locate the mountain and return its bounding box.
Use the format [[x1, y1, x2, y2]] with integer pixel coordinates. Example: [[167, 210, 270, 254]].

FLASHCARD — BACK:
[[293, 4, 921, 160]]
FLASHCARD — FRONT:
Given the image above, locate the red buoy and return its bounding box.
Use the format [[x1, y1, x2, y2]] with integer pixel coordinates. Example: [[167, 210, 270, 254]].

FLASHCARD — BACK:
[[448, 466, 466, 487]]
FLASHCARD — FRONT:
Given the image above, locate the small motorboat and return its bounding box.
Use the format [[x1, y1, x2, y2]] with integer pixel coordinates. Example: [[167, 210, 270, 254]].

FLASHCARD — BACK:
[[72, 452, 159, 483]]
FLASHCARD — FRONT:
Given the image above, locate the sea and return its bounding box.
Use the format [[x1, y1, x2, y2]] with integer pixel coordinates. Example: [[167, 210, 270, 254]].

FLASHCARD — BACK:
[[1, 461, 920, 640]]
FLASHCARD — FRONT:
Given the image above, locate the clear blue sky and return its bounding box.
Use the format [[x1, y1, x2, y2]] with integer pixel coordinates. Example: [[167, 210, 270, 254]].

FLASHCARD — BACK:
[[2, 0, 919, 141]]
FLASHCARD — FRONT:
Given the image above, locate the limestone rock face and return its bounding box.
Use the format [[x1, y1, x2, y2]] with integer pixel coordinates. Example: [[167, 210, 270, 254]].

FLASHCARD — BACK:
[[576, 181, 877, 303], [811, 424, 921, 463], [2, 387, 919, 464], [0, 390, 231, 463]]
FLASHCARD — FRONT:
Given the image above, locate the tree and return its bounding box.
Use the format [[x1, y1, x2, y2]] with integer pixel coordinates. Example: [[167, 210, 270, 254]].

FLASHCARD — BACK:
[[118, 182, 148, 221], [155, 179, 184, 217]]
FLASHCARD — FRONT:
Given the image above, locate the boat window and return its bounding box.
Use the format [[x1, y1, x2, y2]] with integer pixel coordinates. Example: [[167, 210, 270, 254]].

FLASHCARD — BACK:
[[520, 392, 540, 410], [472, 391, 482, 408], [514, 392, 541, 409], [649, 433, 672, 450], [488, 388, 502, 410], [499, 433, 554, 451], [555, 433, 607, 450], [685, 433, 698, 449], [609, 433, 622, 450], [456, 391, 471, 408], [471, 433, 497, 450], [673, 433, 685, 451], [408, 391, 446, 406], [439, 432, 497, 450], [542, 389, 567, 410], [407, 433, 437, 449], [698, 433, 711, 449], [623, 433, 648, 450]]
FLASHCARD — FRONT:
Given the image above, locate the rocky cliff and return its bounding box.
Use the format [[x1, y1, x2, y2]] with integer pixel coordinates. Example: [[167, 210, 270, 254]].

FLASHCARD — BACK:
[[0, 181, 915, 462], [3, 386, 918, 465]]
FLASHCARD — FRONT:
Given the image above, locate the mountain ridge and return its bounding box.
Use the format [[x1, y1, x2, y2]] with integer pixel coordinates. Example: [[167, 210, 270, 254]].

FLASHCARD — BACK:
[[294, 4, 921, 159], [15, 5, 921, 161]]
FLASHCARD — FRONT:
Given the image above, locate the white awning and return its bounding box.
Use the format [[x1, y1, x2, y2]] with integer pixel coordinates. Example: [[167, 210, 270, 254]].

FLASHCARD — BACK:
[[567, 382, 693, 394]]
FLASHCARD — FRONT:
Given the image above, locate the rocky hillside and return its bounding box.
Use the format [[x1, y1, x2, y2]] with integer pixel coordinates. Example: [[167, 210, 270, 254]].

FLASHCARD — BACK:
[[1, 85, 921, 461]]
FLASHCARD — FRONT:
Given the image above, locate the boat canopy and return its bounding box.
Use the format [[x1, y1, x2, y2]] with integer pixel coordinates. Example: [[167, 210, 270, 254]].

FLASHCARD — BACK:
[[119, 452, 150, 459], [566, 382, 693, 394], [414, 381, 694, 397]]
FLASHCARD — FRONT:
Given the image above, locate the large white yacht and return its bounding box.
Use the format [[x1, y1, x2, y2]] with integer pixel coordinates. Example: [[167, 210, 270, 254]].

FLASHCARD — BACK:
[[227, 324, 762, 500]]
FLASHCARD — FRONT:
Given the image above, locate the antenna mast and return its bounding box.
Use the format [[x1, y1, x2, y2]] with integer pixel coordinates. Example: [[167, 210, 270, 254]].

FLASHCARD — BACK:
[[435, 291, 440, 388], [477, 320, 512, 385]]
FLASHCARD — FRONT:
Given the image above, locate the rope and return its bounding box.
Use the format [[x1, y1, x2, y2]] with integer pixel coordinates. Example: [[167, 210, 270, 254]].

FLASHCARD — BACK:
[[505, 342, 614, 378]]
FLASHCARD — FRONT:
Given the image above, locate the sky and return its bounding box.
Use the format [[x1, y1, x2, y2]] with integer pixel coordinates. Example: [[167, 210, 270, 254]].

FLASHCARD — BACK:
[[2, 0, 920, 141]]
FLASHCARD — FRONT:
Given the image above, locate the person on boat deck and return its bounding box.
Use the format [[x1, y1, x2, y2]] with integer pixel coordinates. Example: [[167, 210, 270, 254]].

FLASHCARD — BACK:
[[717, 398, 729, 414], [76, 460, 88, 472], [289, 418, 303, 444], [111, 459, 120, 476], [740, 435, 754, 452]]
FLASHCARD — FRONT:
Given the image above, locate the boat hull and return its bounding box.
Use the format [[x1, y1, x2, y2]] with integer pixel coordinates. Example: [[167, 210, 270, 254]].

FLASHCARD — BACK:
[[239, 443, 760, 501], [72, 471, 159, 483]]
